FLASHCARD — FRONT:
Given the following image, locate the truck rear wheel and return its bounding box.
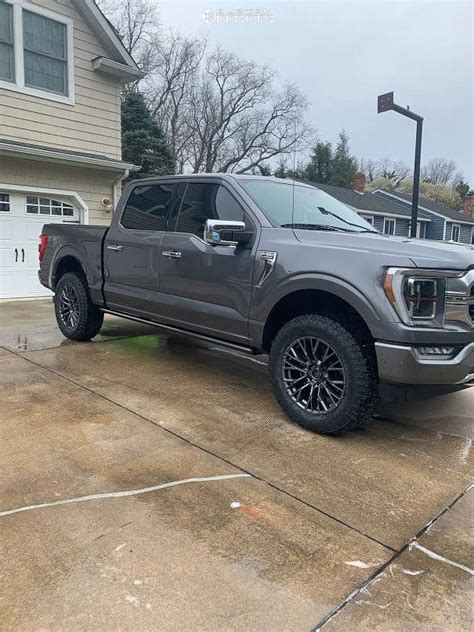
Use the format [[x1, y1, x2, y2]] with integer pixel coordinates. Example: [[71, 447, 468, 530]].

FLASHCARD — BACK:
[[54, 272, 104, 341], [269, 314, 376, 435]]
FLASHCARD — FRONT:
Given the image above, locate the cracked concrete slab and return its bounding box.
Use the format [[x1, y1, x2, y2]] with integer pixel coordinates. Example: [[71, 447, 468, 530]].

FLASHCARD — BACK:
[[22, 329, 473, 550], [1, 299, 472, 630], [0, 352, 391, 631], [323, 488, 474, 630]]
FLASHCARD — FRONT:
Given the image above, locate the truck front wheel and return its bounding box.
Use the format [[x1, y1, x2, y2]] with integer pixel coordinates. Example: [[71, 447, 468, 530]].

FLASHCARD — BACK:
[[54, 272, 104, 341], [269, 314, 376, 435]]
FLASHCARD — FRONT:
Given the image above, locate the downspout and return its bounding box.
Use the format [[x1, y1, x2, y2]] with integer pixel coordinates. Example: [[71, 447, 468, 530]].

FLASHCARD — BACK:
[[112, 169, 129, 212]]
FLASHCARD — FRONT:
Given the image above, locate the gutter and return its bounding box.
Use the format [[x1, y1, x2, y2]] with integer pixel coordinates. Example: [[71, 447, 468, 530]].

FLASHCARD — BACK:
[[0, 141, 140, 173], [112, 170, 130, 211]]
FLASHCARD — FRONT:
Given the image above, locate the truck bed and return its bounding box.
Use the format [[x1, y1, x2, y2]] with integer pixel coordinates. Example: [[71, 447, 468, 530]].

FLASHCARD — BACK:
[[39, 223, 108, 305]]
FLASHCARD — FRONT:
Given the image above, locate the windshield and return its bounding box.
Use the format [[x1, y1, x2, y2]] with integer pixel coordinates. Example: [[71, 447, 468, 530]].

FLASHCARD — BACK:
[[240, 179, 376, 232]]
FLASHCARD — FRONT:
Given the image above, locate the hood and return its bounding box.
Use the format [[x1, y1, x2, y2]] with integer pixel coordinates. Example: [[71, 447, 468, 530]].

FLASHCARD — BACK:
[[293, 229, 474, 270]]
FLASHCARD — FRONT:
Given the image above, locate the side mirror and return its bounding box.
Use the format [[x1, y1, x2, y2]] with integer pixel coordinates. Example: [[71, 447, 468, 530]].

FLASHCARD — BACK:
[[204, 219, 253, 246]]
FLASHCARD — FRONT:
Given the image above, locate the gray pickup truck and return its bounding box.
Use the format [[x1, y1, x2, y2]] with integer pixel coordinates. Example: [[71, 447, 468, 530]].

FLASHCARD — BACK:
[[39, 174, 474, 434]]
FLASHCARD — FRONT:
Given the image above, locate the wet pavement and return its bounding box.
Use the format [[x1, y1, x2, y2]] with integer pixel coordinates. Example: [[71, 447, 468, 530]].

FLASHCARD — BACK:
[[0, 299, 472, 631]]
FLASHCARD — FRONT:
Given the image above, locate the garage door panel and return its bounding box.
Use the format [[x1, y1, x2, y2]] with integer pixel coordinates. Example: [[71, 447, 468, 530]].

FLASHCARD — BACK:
[[0, 192, 80, 299], [0, 219, 14, 241]]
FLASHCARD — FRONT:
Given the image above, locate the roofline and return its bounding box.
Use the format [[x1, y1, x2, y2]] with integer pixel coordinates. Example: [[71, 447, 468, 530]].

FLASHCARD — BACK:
[[355, 209, 430, 222], [0, 141, 140, 172], [77, 0, 140, 71], [374, 189, 474, 226]]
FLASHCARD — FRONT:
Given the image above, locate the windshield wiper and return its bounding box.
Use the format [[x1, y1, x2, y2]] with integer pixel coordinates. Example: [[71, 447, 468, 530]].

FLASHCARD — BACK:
[[316, 207, 377, 232], [280, 223, 352, 232]]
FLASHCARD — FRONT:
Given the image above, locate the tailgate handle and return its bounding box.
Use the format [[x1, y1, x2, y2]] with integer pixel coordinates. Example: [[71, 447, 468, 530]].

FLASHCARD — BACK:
[[162, 250, 182, 259], [107, 244, 123, 252]]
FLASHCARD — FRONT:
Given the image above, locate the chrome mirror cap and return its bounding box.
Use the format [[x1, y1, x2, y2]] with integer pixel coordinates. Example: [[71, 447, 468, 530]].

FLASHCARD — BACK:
[[204, 219, 245, 246]]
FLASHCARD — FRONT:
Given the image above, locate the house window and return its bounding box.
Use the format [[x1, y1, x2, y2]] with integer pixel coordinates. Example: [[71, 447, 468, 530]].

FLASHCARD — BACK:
[[23, 11, 67, 95], [0, 3, 14, 81], [451, 224, 460, 243], [416, 222, 426, 238], [383, 218, 396, 236], [360, 215, 374, 226], [0, 1, 73, 103], [0, 193, 11, 212], [26, 196, 74, 216]]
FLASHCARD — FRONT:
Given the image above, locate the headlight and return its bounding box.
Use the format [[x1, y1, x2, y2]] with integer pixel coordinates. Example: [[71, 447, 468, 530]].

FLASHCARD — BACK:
[[383, 268, 462, 327]]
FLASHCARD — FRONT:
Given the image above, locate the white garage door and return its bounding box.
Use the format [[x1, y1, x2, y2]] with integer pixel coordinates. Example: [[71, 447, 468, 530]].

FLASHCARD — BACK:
[[0, 191, 80, 299]]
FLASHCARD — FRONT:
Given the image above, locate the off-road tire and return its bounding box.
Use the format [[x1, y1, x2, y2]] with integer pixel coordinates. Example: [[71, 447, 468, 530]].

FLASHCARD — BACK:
[[54, 272, 103, 341], [269, 314, 376, 435]]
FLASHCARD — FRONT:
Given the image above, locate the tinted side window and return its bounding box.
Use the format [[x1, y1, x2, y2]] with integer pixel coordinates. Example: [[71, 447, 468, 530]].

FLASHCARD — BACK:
[[176, 183, 244, 237], [121, 184, 176, 230]]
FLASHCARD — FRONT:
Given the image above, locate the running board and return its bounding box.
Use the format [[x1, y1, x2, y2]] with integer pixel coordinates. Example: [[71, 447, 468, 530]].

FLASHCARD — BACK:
[[101, 308, 255, 354]]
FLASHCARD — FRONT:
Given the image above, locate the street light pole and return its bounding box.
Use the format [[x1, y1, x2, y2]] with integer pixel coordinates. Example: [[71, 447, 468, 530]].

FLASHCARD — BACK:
[[377, 92, 424, 238]]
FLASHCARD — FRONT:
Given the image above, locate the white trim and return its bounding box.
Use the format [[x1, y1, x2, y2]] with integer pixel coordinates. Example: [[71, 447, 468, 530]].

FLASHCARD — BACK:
[[383, 217, 396, 236], [353, 207, 430, 222], [0, 183, 89, 224], [0, 0, 75, 105], [0, 141, 139, 171], [450, 223, 461, 243], [359, 214, 374, 225], [92, 56, 143, 80]]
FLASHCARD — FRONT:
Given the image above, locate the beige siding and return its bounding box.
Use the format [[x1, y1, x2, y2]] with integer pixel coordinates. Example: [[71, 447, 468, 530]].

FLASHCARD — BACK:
[[0, 157, 117, 225], [0, 0, 123, 159]]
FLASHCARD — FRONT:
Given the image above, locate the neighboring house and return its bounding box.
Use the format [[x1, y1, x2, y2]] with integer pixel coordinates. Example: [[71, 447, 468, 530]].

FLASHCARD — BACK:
[[314, 174, 474, 245], [314, 177, 431, 239], [0, 0, 141, 299], [373, 190, 474, 246]]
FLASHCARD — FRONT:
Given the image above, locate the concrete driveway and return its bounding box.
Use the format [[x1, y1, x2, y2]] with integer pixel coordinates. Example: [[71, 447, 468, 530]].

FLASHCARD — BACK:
[[1, 299, 472, 631]]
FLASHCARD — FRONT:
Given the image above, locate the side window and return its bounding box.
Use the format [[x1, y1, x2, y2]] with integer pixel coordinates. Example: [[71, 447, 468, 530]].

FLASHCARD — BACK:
[[121, 184, 176, 231], [176, 183, 245, 237]]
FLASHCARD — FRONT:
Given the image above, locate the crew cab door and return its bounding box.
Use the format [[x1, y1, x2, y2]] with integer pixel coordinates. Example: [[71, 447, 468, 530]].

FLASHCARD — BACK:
[[159, 181, 259, 344], [103, 182, 180, 319]]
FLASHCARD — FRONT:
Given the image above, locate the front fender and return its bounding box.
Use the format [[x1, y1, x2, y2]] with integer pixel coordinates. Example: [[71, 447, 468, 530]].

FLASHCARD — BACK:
[[250, 272, 393, 347]]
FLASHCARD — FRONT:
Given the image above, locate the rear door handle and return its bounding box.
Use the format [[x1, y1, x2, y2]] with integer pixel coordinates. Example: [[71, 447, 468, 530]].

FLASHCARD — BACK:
[[162, 250, 182, 259], [107, 244, 123, 251], [21, 248, 25, 263]]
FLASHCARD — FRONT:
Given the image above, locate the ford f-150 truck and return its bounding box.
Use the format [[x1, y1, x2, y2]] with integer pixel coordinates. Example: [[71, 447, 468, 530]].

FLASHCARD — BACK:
[[39, 174, 474, 435]]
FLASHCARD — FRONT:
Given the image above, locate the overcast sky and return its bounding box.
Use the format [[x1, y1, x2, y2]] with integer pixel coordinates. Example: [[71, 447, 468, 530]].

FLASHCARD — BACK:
[[159, 0, 473, 181]]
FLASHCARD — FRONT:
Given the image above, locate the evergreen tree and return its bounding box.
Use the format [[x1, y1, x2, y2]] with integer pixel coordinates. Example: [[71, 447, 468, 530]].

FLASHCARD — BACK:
[[454, 178, 470, 202], [304, 140, 332, 183], [121, 91, 175, 180], [329, 131, 358, 187]]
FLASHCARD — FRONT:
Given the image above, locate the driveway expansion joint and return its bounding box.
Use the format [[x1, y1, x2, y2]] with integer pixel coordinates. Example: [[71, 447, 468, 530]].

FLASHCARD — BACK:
[[312, 480, 474, 629]]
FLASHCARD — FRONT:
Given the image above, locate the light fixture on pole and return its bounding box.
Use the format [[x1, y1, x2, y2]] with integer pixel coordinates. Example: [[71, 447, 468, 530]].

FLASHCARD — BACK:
[[377, 91, 423, 238]]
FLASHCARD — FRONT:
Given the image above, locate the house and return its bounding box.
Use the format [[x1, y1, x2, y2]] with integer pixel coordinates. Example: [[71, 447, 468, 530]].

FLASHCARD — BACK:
[[314, 174, 474, 245], [373, 190, 474, 245], [0, 0, 141, 299]]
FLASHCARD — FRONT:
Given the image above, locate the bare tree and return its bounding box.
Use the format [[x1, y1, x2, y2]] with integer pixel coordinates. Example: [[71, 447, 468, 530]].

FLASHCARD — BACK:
[[145, 42, 311, 173], [100, 1, 312, 173], [360, 157, 410, 189], [97, 0, 159, 73], [421, 157, 458, 185]]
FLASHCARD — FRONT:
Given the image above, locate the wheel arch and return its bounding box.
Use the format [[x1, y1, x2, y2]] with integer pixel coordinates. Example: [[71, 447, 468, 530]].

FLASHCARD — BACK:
[[51, 251, 88, 290], [261, 284, 377, 354]]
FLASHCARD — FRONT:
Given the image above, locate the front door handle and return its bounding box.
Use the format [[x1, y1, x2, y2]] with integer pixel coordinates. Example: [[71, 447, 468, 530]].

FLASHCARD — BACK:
[[107, 244, 123, 251], [14, 248, 18, 262], [162, 250, 182, 259]]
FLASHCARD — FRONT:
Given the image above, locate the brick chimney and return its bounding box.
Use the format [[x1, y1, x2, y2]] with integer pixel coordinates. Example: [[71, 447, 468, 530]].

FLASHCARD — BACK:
[[463, 192, 473, 217], [353, 172, 365, 193]]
